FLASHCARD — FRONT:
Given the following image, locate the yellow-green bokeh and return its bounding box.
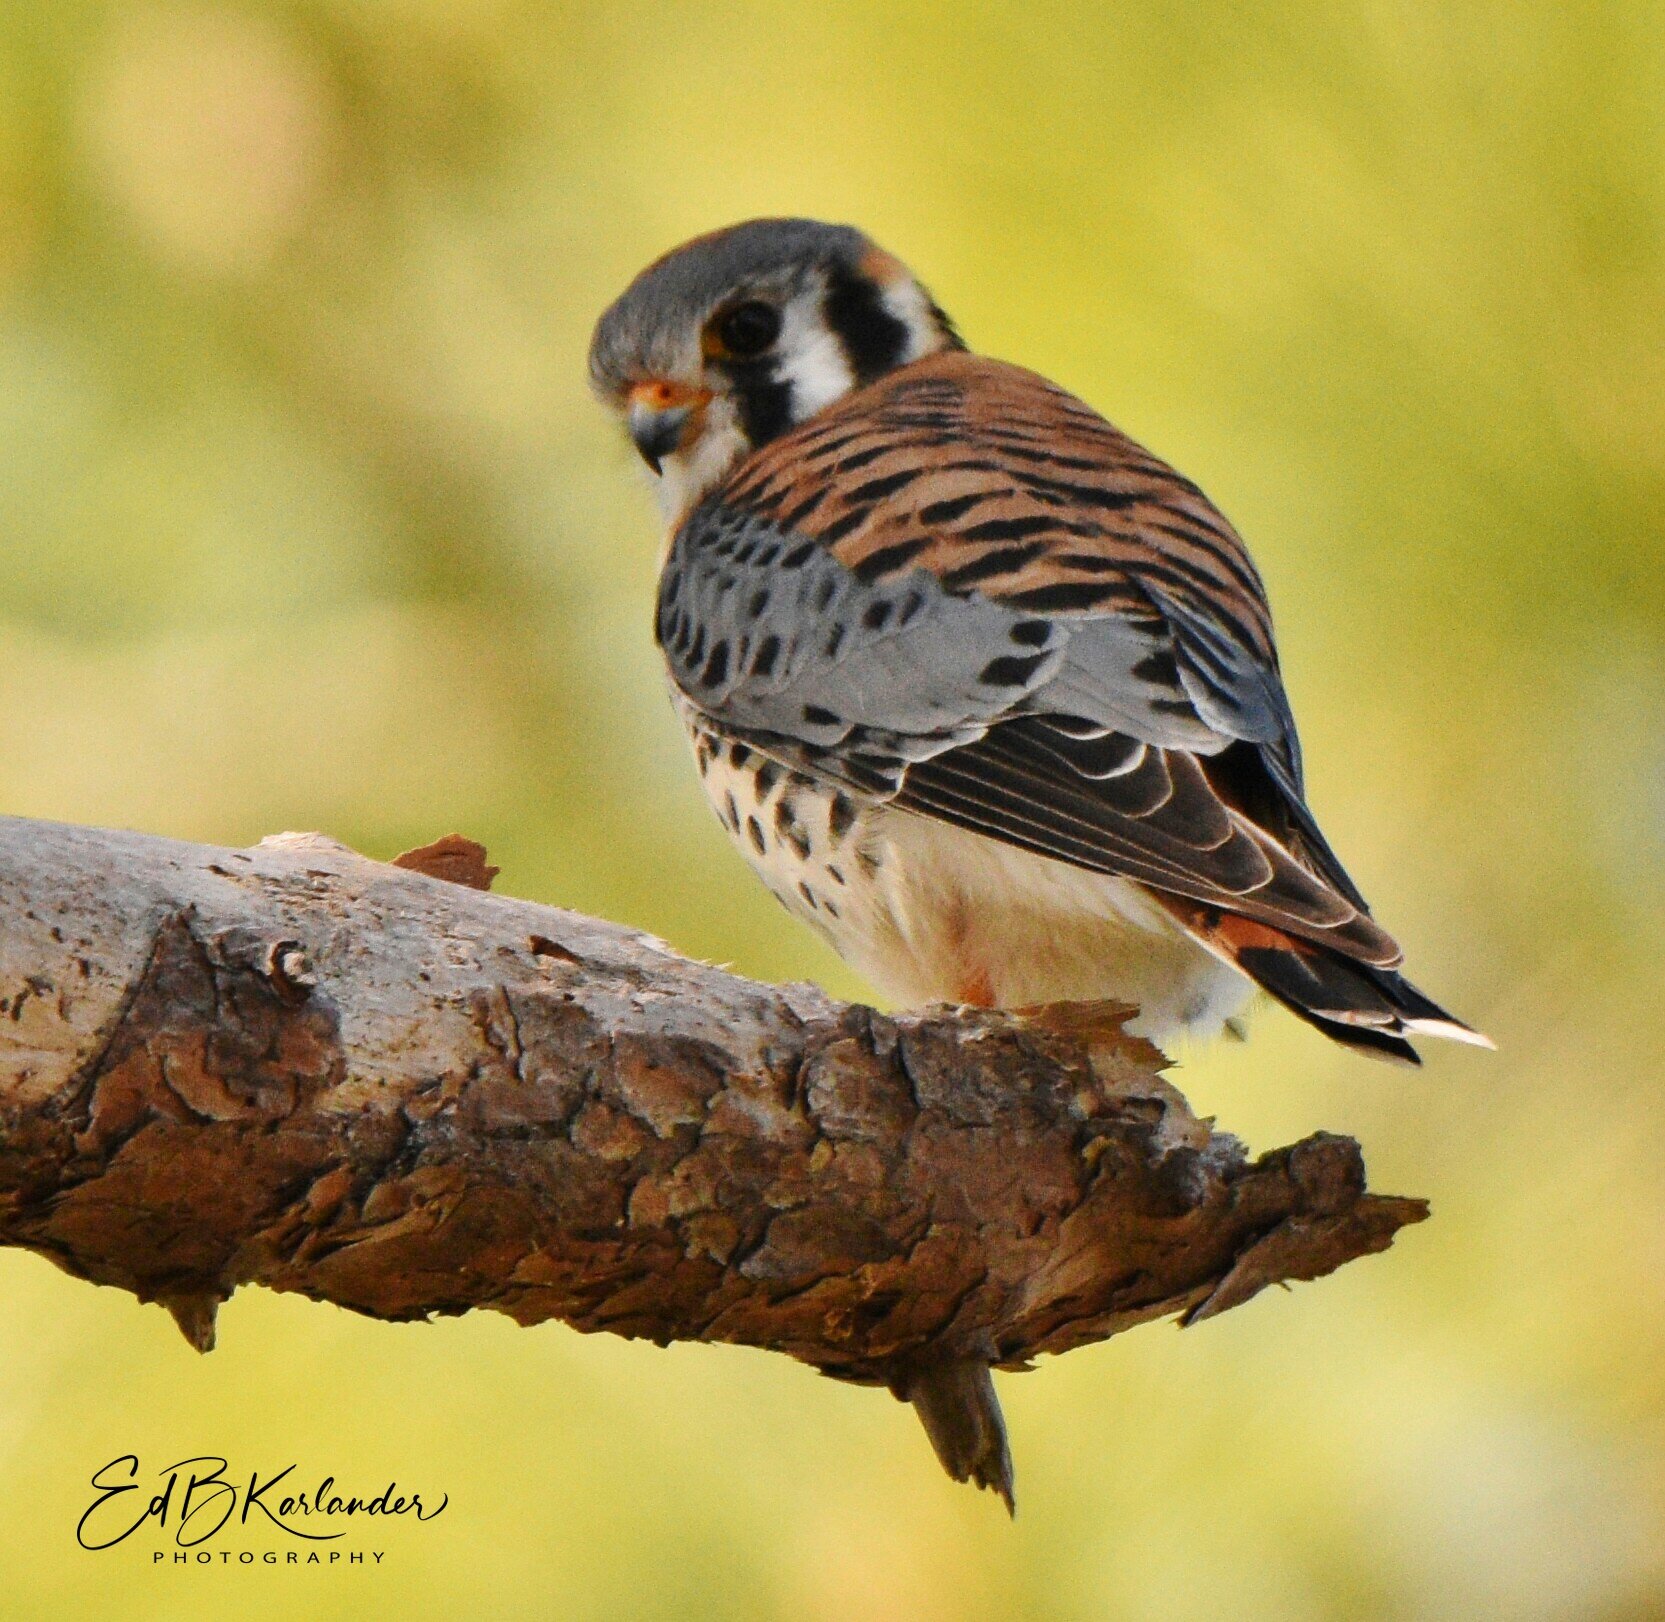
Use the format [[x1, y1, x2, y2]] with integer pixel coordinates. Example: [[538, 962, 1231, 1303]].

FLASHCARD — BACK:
[[0, 2, 1661, 1617]]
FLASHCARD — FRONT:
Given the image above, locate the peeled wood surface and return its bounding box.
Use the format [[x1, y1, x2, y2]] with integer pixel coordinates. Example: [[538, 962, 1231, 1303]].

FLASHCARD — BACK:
[[0, 817, 1426, 1501]]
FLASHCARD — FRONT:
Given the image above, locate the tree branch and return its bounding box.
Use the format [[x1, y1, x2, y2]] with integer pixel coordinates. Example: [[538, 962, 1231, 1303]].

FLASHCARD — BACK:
[[0, 816, 1426, 1510]]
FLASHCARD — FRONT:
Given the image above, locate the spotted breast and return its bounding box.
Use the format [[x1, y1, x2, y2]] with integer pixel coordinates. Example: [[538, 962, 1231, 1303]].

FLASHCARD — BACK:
[[675, 688, 1256, 1038], [679, 697, 873, 943]]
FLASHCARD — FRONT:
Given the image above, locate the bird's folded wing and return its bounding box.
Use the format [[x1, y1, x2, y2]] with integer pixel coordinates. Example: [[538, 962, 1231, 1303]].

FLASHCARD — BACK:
[[657, 349, 1396, 966]]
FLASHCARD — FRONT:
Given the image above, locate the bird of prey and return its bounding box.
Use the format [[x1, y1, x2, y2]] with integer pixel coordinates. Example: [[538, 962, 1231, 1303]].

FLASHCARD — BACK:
[[589, 218, 1492, 1509], [591, 218, 1488, 1067]]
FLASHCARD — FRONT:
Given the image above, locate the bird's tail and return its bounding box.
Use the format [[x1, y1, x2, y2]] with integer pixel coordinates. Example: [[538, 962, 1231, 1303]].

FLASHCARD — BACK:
[[1163, 905, 1493, 1065]]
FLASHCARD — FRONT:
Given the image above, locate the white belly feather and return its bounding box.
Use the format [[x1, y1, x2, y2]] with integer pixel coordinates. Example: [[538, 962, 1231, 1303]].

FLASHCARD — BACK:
[[688, 716, 1253, 1048]]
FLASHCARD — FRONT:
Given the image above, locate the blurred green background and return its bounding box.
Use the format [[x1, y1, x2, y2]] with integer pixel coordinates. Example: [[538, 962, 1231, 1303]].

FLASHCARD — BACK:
[[1, 1, 1661, 1617]]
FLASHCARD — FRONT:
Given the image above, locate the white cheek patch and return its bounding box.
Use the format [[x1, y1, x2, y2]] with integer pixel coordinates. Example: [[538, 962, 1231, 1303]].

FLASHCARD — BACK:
[[642, 274, 942, 527], [778, 295, 856, 418], [647, 295, 859, 525]]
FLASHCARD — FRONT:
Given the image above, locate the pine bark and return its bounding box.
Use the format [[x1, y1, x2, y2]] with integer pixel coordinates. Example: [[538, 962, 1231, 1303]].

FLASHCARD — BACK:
[[0, 817, 1426, 1509]]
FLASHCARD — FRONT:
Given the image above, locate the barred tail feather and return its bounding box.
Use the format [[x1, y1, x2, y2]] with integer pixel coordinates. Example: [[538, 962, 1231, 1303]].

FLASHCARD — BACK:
[[1162, 904, 1493, 1065]]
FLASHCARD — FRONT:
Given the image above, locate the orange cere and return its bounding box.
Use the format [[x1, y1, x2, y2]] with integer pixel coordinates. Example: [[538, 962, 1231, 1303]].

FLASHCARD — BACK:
[[628, 378, 712, 411]]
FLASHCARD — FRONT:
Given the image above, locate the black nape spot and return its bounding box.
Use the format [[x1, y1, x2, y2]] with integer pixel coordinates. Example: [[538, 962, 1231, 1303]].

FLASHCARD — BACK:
[[862, 600, 893, 631], [747, 588, 771, 618], [781, 541, 818, 568], [728, 741, 752, 768], [1009, 619, 1053, 646], [824, 263, 911, 384], [752, 635, 781, 677], [803, 704, 841, 727]]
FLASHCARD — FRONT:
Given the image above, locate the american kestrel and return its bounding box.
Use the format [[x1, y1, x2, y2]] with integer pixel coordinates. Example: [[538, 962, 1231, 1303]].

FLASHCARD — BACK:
[[590, 219, 1489, 1064]]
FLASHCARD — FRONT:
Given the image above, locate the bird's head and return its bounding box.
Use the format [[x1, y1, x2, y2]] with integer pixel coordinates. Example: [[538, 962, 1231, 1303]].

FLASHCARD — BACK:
[[589, 218, 961, 521]]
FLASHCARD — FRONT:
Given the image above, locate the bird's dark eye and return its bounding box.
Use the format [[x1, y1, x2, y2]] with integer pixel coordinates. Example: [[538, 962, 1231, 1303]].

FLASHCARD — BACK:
[[714, 300, 781, 358]]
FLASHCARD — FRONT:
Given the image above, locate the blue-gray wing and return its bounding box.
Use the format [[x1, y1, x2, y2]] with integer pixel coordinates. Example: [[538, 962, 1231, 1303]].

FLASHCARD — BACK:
[[658, 498, 1224, 785]]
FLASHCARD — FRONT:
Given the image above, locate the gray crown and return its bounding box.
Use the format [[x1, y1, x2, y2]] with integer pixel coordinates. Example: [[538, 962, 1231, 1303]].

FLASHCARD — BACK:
[[589, 218, 873, 396]]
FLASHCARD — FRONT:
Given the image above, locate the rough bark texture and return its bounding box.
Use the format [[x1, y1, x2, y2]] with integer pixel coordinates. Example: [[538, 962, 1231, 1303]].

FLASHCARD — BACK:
[[0, 816, 1427, 1508]]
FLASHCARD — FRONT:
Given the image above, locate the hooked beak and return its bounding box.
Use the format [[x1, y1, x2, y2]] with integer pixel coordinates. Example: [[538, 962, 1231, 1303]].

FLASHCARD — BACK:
[[628, 401, 689, 474], [625, 381, 708, 474]]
